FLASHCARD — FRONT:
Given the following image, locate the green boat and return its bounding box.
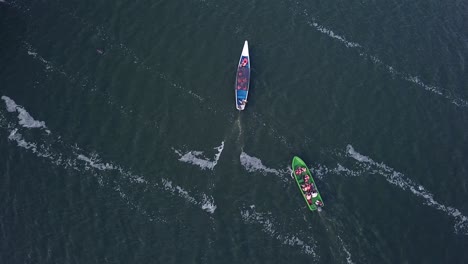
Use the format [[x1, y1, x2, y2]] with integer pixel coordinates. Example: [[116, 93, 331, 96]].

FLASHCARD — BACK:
[[292, 156, 324, 211]]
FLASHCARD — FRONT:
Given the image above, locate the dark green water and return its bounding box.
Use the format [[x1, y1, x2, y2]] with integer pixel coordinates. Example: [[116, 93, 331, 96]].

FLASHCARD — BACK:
[[1, 0, 468, 263]]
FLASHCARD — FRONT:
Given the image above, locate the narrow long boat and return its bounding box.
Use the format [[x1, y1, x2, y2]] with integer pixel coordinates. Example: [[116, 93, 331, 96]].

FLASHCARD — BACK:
[[235, 40, 250, 110], [291, 156, 324, 211]]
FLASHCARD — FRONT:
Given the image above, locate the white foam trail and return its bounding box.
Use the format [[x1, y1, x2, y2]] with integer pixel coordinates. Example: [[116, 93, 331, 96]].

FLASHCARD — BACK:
[[241, 205, 316, 257], [239, 152, 290, 183], [2, 95, 214, 216], [8, 129, 53, 159], [346, 144, 468, 235], [240, 152, 280, 175], [5, 127, 164, 220], [338, 235, 355, 264], [308, 21, 361, 48], [309, 163, 362, 179], [174, 142, 224, 170], [201, 193, 217, 214], [1, 96, 50, 133], [6, 125, 216, 215], [24, 42, 67, 76], [74, 149, 216, 213], [74, 152, 216, 213], [368, 55, 468, 107], [299, 8, 468, 107], [161, 179, 216, 213], [77, 154, 118, 171]]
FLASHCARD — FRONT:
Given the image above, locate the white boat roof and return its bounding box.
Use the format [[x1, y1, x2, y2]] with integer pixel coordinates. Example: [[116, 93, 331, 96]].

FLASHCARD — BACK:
[[241, 40, 249, 57]]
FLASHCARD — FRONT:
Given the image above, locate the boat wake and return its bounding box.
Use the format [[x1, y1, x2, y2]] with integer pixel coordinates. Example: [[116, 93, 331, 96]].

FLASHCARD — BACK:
[[241, 205, 317, 257], [337, 235, 355, 264], [239, 152, 289, 183], [235, 114, 243, 147], [346, 144, 468, 235], [291, 2, 468, 107], [1, 96, 217, 219], [174, 141, 225, 170], [2, 96, 50, 133], [308, 163, 362, 180], [161, 179, 217, 213]]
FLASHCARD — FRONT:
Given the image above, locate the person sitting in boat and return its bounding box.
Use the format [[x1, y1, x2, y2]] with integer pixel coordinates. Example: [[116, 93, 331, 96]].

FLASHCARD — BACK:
[[315, 200, 324, 207], [302, 184, 310, 192], [295, 168, 303, 175], [241, 99, 247, 105], [310, 183, 316, 192], [241, 58, 248, 67], [304, 174, 310, 182], [306, 193, 312, 204], [310, 184, 318, 197]]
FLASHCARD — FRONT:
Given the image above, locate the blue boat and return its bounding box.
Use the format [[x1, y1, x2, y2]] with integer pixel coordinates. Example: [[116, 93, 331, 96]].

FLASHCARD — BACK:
[[235, 41, 250, 110]]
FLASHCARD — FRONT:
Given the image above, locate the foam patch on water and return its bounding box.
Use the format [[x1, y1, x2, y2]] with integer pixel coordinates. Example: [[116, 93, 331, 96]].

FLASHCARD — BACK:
[[338, 235, 355, 264], [2, 96, 50, 133], [239, 152, 290, 183], [201, 193, 217, 214], [297, 6, 468, 107], [241, 206, 316, 257], [174, 142, 224, 170], [346, 144, 468, 235], [240, 152, 280, 175]]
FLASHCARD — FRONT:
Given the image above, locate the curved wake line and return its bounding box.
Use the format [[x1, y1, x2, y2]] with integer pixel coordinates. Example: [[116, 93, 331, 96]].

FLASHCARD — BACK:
[[1, 96, 217, 215], [161, 179, 217, 213], [174, 141, 225, 170], [73, 149, 217, 214], [241, 205, 317, 257], [7, 128, 162, 222], [299, 8, 468, 107], [337, 235, 355, 264], [346, 144, 468, 235]]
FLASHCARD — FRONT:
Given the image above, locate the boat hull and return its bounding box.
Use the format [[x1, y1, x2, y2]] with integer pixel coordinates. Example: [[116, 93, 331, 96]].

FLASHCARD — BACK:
[[292, 156, 324, 211], [235, 41, 250, 110]]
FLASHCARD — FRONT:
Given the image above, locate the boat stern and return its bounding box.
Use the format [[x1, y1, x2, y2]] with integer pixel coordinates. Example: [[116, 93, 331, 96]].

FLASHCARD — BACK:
[[236, 104, 246, 110]]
